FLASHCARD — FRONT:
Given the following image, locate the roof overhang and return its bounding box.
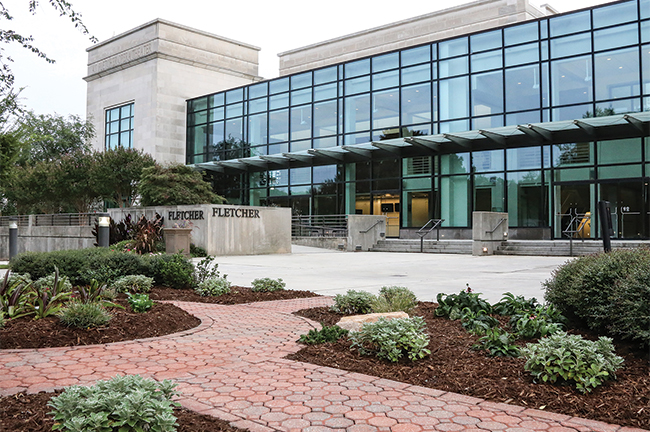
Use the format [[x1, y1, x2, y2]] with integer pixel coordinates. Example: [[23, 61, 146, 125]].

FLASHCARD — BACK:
[[190, 112, 650, 174]]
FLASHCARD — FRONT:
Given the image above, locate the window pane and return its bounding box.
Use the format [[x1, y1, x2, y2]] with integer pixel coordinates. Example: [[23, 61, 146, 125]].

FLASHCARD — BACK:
[[594, 24, 639, 52], [441, 175, 469, 226], [210, 107, 224, 122], [225, 103, 242, 118], [471, 29, 501, 52], [549, 10, 590, 37], [248, 113, 267, 145], [441, 153, 470, 174], [551, 33, 591, 58], [595, 48, 640, 101], [345, 59, 370, 78], [592, 0, 637, 28], [402, 83, 431, 125], [269, 109, 289, 143], [210, 93, 224, 108], [249, 98, 267, 114], [598, 138, 641, 164], [552, 104, 592, 120], [345, 76, 370, 95], [440, 119, 469, 133], [474, 173, 505, 212], [314, 66, 337, 84], [472, 115, 503, 129], [473, 150, 504, 172], [505, 21, 538, 45], [643, 0, 650, 19], [372, 89, 399, 129], [472, 50, 502, 72], [507, 170, 546, 227], [505, 42, 538, 66], [439, 57, 468, 78], [643, 21, 650, 43], [439, 38, 468, 58], [225, 118, 242, 142], [439, 76, 469, 120], [472, 71, 503, 116], [313, 100, 337, 137], [553, 142, 593, 166], [291, 72, 312, 90], [291, 106, 311, 140], [506, 110, 541, 125], [373, 70, 399, 90], [551, 56, 593, 106], [401, 63, 431, 84], [373, 52, 399, 72], [507, 147, 542, 170], [269, 93, 289, 110], [226, 88, 243, 104], [644, 44, 650, 94], [249, 83, 268, 99], [270, 77, 289, 94], [314, 83, 337, 101], [505, 65, 541, 111], [401, 45, 431, 66], [344, 94, 370, 132], [291, 88, 311, 105]]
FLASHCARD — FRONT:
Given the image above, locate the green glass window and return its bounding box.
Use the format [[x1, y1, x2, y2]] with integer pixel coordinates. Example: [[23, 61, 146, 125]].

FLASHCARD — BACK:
[[313, 100, 338, 137], [507, 171, 547, 227], [105, 103, 134, 150], [598, 138, 642, 164], [441, 175, 469, 226]]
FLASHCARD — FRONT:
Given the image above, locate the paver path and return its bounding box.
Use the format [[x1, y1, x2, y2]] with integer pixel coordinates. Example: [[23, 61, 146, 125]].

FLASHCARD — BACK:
[[0, 297, 645, 432]]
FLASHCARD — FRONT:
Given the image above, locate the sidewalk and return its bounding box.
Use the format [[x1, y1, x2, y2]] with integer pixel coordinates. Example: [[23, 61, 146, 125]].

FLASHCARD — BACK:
[[1, 297, 643, 432]]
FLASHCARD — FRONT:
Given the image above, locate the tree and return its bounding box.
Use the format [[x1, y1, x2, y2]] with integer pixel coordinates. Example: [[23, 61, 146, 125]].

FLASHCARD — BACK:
[[0, 1, 96, 96], [139, 164, 226, 206], [94, 147, 156, 207], [13, 111, 95, 165]]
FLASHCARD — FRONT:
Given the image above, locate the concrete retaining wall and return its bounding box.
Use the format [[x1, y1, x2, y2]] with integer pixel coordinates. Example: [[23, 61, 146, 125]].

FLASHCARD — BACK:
[[0, 221, 95, 260]]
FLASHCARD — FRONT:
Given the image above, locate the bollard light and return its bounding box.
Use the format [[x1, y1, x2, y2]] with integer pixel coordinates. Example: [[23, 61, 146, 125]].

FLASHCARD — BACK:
[[98, 215, 110, 227], [9, 216, 18, 260], [9, 219, 17, 230], [97, 213, 110, 248]]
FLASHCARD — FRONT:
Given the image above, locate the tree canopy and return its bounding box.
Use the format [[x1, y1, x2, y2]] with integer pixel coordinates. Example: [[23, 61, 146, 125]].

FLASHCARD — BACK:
[[139, 164, 226, 206]]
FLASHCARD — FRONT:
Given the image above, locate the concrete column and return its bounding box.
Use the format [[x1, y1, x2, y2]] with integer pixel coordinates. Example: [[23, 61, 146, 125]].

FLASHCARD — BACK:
[[472, 212, 508, 256]]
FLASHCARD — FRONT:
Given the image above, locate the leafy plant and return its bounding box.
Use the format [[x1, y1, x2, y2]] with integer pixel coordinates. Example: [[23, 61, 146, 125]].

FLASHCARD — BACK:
[[146, 253, 194, 289], [350, 316, 431, 362], [371, 286, 418, 315], [127, 293, 154, 313], [48, 374, 179, 432], [33, 273, 73, 294], [521, 332, 624, 393], [76, 280, 123, 309], [193, 256, 225, 285], [298, 324, 349, 344], [472, 328, 521, 357], [110, 275, 154, 294], [195, 277, 231, 297], [330, 290, 376, 315], [58, 302, 111, 329], [251, 277, 285, 292], [190, 243, 208, 258], [27, 268, 73, 320], [132, 214, 164, 254], [436, 285, 492, 320], [509, 305, 566, 339], [460, 307, 499, 336], [544, 248, 650, 346], [0, 271, 32, 319], [0, 311, 5, 328], [493, 292, 538, 316]]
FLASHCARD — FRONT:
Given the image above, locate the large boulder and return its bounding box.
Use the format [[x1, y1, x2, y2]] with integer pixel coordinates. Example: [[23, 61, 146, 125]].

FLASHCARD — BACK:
[[337, 311, 409, 332]]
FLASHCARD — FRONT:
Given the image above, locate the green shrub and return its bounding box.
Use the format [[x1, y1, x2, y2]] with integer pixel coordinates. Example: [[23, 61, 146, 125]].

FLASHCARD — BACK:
[[195, 277, 231, 297], [1, 271, 33, 319], [350, 316, 431, 362], [48, 374, 179, 432], [0, 311, 5, 328], [127, 293, 154, 313], [472, 328, 521, 357], [33, 273, 73, 293], [509, 305, 566, 339], [110, 275, 154, 294], [193, 256, 225, 285], [145, 253, 194, 289], [28, 268, 73, 320], [58, 302, 111, 328], [330, 290, 376, 314], [543, 248, 650, 346], [190, 243, 208, 257], [251, 277, 285, 292], [521, 332, 624, 393], [436, 286, 492, 320], [493, 292, 538, 316], [7, 272, 32, 286], [371, 286, 418, 315], [298, 324, 349, 344], [460, 307, 500, 336]]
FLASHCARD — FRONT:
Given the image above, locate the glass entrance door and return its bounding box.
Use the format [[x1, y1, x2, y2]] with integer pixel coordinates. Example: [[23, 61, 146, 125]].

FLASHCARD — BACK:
[[600, 181, 645, 239], [554, 183, 594, 239], [373, 193, 400, 237]]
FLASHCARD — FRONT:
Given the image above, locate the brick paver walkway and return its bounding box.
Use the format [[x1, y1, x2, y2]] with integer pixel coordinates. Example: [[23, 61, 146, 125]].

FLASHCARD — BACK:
[[0, 297, 645, 432]]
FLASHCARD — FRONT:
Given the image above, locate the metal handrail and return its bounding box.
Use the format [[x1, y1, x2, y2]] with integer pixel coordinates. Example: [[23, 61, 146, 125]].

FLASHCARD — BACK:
[[417, 218, 444, 252], [560, 210, 591, 256], [485, 218, 507, 234], [359, 219, 384, 234]]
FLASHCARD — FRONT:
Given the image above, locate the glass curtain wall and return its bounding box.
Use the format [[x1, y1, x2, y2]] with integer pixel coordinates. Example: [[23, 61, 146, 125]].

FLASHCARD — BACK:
[[187, 0, 649, 237]]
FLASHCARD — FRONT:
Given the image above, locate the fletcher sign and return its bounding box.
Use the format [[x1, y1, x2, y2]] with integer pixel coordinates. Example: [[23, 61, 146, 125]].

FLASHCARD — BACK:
[[168, 210, 204, 221], [212, 207, 260, 218]]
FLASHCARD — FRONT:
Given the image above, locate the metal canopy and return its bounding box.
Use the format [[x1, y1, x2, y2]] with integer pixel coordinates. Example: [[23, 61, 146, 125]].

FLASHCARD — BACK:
[[190, 112, 650, 174]]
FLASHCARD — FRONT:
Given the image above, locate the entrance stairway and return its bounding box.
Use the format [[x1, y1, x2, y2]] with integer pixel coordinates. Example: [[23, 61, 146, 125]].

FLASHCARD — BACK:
[[370, 239, 650, 256]]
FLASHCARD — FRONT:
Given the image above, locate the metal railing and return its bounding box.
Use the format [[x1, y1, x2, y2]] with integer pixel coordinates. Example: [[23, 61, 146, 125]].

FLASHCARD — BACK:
[[559, 210, 591, 256], [0, 213, 98, 227], [291, 215, 348, 237], [485, 218, 507, 234], [359, 219, 384, 234], [417, 219, 444, 252]]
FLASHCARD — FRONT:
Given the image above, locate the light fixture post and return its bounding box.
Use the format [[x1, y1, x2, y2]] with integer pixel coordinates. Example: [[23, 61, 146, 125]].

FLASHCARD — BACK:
[[8, 216, 18, 260], [98, 213, 110, 248]]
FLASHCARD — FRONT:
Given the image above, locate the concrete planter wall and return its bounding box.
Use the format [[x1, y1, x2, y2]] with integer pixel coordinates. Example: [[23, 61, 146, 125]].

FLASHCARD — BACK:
[[163, 228, 192, 257]]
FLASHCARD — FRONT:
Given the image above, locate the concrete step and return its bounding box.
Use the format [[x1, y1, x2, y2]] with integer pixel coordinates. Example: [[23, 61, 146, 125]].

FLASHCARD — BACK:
[[370, 239, 472, 254]]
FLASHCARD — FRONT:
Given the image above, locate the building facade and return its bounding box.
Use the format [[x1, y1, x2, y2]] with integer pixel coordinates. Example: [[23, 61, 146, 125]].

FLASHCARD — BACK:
[[185, 0, 650, 241]]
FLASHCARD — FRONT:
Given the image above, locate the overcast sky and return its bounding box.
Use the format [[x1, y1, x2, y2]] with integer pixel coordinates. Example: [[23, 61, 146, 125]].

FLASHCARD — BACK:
[[4, 0, 612, 117]]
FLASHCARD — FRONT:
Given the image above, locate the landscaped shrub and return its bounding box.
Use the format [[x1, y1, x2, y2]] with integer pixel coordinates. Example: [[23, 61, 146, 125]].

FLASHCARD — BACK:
[[460, 307, 500, 336], [493, 292, 538, 316], [195, 277, 231, 297], [371, 286, 418, 315], [58, 302, 111, 328], [251, 277, 285, 292], [298, 324, 349, 344], [435, 286, 492, 320], [472, 328, 521, 357], [0, 311, 4, 328], [127, 293, 154, 313], [110, 275, 154, 294], [28, 269, 73, 319], [33, 273, 73, 293], [330, 290, 376, 314], [48, 374, 179, 432], [543, 248, 650, 346], [521, 332, 624, 393], [145, 253, 194, 289], [193, 256, 225, 285], [0, 271, 32, 319], [509, 305, 565, 339], [190, 243, 208, 257], [350, 316, 431, 362]]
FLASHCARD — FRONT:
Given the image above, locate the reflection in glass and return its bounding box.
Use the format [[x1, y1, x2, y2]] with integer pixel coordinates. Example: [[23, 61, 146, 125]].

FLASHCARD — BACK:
[[313, 101, 337, 137], [441, 175, 469, 226], [553, 142, 593, 167], [507, 171, 546, 227], [551, 56, 593, 106], [440, 77, 469, 120], [472, 71, 503, 116], [269, 110, 289, 143], [291, 106, 311, 141], [345, 95, 370, 133], [372, 90, 399, 129], [505, 65, 541, 111], [474, 173, 505, 212], [473, 150, 504, 172], [592, 0, 637, 28], [594, 48, 641, 101], [504, 21, 538, 45], [402, 83, 432, 125], [549, 10, 590, 37], [594, 24, 639, 52], [550, 33, 591, 59], [248, 113, 267, 145], [507, 147, 542, 170]]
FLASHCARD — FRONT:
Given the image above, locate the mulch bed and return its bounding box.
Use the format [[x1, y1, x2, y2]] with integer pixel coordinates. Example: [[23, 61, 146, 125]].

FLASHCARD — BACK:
[[148, 285, 320, 304], [0, 391, 248, 432], [289, 302, 650, 430]]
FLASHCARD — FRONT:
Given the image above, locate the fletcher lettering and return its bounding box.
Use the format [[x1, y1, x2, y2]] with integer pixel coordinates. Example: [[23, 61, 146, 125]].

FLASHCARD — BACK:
[[168, 210, 204, 221], [212, 207, 260, 218]]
